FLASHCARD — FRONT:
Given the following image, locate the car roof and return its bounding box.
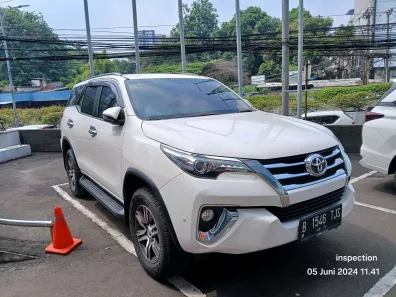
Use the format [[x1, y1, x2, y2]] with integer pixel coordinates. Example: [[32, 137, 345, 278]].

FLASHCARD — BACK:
[[73, 73, 208, 88]]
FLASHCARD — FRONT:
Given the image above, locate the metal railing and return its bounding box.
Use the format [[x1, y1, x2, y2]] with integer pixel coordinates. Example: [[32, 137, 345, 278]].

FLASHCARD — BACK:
[[0, 218, 53, 238]]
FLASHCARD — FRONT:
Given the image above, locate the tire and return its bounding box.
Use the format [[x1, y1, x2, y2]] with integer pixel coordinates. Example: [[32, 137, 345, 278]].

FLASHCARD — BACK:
[[129, 187, 190, 279], [394, 173, 396, 188], [65, 149, 86, 197]]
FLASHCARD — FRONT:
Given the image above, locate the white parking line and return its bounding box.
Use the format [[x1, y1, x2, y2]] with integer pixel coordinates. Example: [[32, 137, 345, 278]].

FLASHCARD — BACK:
[[355, 201, 396, 215], [350, 171, 396, 216], [52, 184, 205, 297], [350, 171, 378, 184], [363, 265, 396, 297]]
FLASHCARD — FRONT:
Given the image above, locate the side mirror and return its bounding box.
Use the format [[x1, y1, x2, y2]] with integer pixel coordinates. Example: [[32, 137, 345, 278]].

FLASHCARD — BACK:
[[103, 106, 125, 126]]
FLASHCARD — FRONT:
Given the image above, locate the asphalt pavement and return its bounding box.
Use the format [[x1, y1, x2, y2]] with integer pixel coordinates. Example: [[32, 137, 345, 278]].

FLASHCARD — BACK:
[[0, 153, 395, 297]]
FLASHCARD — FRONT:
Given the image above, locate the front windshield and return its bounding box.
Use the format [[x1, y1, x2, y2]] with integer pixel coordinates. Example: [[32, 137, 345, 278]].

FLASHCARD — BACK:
[[125, 78, 254, 120]]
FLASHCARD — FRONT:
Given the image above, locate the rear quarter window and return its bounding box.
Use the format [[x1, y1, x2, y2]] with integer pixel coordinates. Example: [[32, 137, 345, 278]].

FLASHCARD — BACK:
[[66, 85, 85, 107]]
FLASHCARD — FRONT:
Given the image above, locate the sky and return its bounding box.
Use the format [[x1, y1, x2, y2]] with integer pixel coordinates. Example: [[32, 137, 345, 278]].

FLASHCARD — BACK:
[[2, 0, 354, 37]]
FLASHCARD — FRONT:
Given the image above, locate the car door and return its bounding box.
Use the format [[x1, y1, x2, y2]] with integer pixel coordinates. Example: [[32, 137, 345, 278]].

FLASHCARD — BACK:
[[87, 82, 125, 200], [67, 85, 101, 172]]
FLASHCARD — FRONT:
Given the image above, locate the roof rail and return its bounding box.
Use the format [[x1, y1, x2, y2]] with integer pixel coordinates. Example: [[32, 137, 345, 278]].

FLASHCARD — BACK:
[[79, 73, 126, 84]]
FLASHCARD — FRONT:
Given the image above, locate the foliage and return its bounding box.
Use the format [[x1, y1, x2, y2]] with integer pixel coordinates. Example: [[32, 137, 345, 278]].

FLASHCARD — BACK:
[[232, 85, 258, 94], [170, 0, 218, 38], [0, 105, 64, 130], [0, 9, 73, 85], [200, 61, 249, 85], [216, 6, 281, 75], [114, 59, 136, 74], [312, 83, 391, 102], [331, 92, 370, 111], [66, 52, 120, 88], [143, 60, 220, 75]]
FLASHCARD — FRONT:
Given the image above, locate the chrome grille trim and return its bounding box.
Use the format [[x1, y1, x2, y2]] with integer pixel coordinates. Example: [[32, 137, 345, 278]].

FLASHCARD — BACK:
[[259, 146, 346, 191], [283, 169, 345, 191]]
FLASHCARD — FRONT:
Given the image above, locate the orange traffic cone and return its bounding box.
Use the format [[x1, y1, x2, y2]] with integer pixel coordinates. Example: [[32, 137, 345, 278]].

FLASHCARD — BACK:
[[45, 206, 82, 255]]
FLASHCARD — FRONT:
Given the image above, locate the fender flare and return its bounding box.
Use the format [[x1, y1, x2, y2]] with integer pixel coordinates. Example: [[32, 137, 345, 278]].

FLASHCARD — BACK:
[[123, 168, 183, 251]]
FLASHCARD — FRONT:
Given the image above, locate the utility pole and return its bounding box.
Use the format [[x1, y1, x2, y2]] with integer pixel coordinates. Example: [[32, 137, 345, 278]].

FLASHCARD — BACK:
[[363, 8, 372, 85], [304, 60, 309, 119], [282, 0, 290, 116], [178, 0, 187, 73], [385, 8, 393, 82], [83, 0, 94, 77], [132, 0, 140, 73], [235, 0, 243, 97], [297, 0, 303, 119], [0, 5, 29, 127]]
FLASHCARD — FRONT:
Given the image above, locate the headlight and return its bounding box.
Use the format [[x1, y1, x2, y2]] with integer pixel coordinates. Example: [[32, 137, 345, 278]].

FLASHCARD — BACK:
[[161, 145, 254, 179]]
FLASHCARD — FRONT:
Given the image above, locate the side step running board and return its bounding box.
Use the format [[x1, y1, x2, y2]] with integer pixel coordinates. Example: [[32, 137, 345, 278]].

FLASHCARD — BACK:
[[79, 176, 124, 219]]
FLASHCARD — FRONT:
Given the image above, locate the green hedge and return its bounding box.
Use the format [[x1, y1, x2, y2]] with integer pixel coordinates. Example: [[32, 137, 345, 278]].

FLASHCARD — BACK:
[[312, 83, 391, 102], [0, 105, 64, 130]]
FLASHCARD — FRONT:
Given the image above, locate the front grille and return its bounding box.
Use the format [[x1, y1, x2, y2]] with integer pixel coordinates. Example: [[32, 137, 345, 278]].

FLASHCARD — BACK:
[[259, 146, 346, 191], [266, 187, 345, 222]]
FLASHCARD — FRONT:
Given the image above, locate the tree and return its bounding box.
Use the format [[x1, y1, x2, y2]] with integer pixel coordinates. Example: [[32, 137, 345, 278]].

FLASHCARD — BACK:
[[66, 53, 120, 88], [170, 0, 219, 38], [0, 8, 73, 85], [114, 59, 136, 74], [288, 8, 333, 66], [215, 6, 281, 75]]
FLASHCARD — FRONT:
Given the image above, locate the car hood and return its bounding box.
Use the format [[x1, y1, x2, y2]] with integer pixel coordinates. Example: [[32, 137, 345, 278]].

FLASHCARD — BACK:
[[141, 111, 339, 159]]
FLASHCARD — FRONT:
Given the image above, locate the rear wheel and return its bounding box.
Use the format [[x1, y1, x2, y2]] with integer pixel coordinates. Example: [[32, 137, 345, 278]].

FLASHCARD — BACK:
[[65, 149, 86, 197], [129, 187, 189, 279]]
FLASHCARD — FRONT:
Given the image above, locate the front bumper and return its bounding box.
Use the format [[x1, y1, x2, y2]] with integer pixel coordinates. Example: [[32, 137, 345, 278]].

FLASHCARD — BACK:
[[159, 171, 355, 254]]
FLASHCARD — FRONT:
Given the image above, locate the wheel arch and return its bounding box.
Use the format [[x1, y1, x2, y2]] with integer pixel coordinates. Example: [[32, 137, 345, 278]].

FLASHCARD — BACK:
[[389, 155, 396, 175], [61, 137, 81, 171], [123, 168, 183, 251]]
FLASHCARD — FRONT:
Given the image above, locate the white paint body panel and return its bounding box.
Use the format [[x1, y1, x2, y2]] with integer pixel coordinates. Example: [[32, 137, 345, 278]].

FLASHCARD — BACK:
[[360, 105, 396, 175], [62, 73, 355, 255]]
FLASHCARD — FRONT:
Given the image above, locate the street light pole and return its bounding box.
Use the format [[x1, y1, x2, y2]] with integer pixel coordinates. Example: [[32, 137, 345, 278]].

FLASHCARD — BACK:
[[178, 0, 187, 73], [297, 0, 304, 119], [282, 0, 290, 116], [83, 0, 94, 77], [132, 0, 140, 73], [235, 0, 243, 97], [0, 5, 29, 127]]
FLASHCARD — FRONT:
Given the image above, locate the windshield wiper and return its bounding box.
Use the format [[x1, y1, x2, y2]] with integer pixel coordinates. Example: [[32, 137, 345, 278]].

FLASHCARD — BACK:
[[147, 117, 162, 121], [239, 109, 254, 113]]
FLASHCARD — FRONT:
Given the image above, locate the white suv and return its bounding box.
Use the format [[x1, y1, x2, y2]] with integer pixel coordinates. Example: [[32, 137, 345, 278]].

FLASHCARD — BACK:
[[360, 82, 396, 185], [61, 73, 355, 278]]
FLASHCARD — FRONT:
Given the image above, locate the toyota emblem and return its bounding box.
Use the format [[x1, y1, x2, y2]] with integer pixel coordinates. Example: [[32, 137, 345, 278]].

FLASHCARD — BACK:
[[305, 154, 328, 177]]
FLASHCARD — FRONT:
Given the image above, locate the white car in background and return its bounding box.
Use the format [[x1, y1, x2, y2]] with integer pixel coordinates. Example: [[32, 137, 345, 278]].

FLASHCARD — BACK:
[[303, 111, 355, 125], [360, 83, 396, 185]]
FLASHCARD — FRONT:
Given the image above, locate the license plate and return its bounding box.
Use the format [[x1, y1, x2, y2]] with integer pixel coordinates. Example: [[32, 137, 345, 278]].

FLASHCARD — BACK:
[[298, 204, 342, 240]]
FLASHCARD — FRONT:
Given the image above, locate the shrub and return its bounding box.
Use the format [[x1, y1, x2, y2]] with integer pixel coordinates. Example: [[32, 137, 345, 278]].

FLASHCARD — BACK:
[[331, 91, 370, 111], [312, 83, 391, 102], [0, 105, 65, 130]]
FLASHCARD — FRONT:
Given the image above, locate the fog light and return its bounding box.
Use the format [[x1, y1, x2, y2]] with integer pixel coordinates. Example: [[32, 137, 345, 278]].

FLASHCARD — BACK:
[[201, 209, 214, 221]]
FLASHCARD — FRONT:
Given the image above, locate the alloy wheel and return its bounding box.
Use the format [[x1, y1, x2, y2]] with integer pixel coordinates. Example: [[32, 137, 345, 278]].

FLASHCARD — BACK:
[[67, 156, 76, 190], [135, 205, 160, 263]]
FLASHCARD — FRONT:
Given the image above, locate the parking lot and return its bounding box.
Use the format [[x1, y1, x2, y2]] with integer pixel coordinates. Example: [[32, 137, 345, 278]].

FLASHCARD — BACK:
[[0, 152, 395, 297]]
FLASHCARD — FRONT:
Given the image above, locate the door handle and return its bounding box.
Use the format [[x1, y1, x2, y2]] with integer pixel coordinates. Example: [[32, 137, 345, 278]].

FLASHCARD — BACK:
[[89, 126, 97, 137], [67, 119, 74, 128]]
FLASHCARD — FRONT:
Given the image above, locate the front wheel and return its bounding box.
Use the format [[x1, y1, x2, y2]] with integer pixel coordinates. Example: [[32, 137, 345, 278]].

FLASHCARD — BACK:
[[129, 187, 189, 279], [394, 172, 396, 188]]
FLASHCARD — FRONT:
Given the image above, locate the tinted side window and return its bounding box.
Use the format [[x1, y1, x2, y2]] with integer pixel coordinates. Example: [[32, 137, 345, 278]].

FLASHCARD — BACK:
[[319, 115, 339, 124], [66, 85, 85, 107], [80, 86, 98, 115], [98, 87, 118, 118]]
